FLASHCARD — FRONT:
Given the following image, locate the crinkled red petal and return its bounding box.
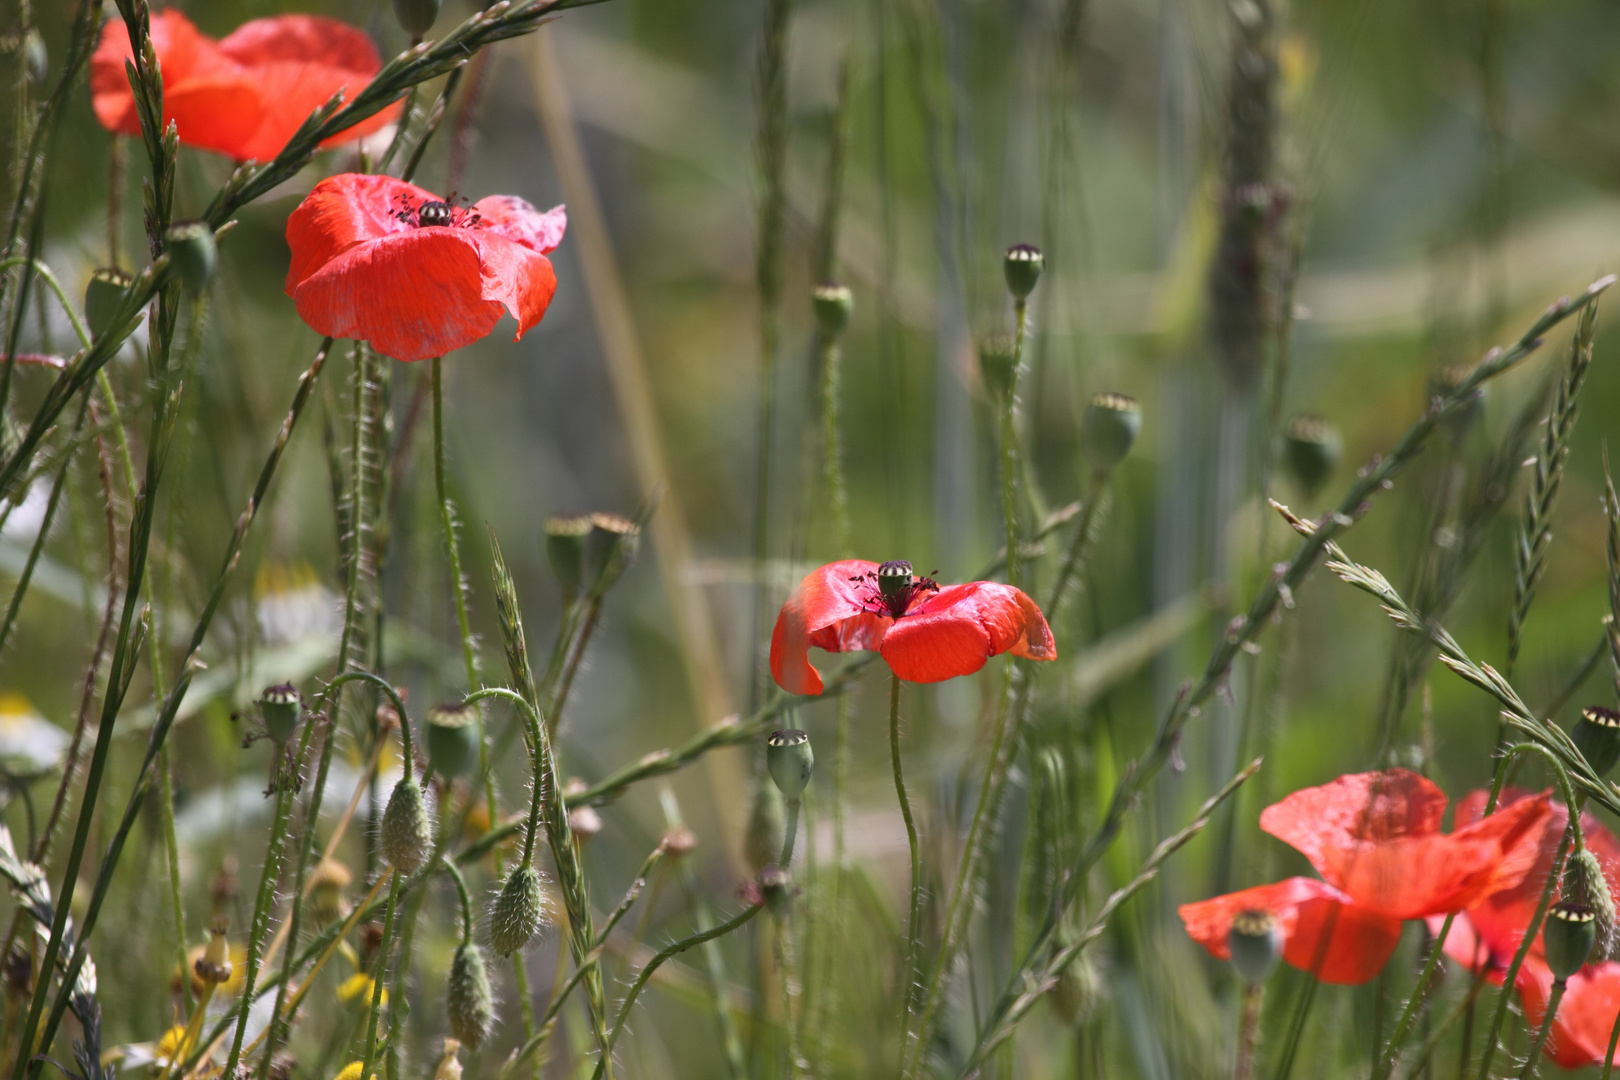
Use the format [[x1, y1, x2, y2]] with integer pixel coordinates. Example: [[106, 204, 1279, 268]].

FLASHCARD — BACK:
[[1178, 877, 1403, 985], [91, 10, 255, 150], [769, 560, 887, 696], [879, 581, 1055, 684], [284, 174, 441, 294], [1259, 769, 1450, 875], [472, 196, 568, 255]]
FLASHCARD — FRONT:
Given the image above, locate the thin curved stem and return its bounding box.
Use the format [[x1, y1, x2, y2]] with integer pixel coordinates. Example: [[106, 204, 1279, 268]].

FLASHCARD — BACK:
[[1518, 978, 1566, 1078], [358, 872, 404, 1080], [1601, 999, 1620, 1080], [441, 858, 475, 946], [889, 672, 923, 1028]]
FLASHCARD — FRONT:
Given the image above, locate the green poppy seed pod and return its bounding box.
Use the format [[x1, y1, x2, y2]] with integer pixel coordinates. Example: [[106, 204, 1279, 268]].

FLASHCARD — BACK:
[[877, 560, 913, 603], [812, 283, 853, 338], [744, 781, 786, 875], [22, 29, 46, 89], [164, 221, 217, 295], [85, 268, 133, 340], [1080, 392, 1142, 472], [978, 335, 1018, 400], [425, 703, 482, 781], [393, 0, 440, 39], [446, 943, 494, 1049], [258, 683, 301, 745], [1544, 901, 1597, 980], [488, 864, 547, 956], [1566, 847, 1617, 958], [1049, 951, 1102, 1026], [1227, 909, 1284, 984], [759, 864, 791, 916], [1282, 415, 1342, 498], [380, 778, 432, 875], [584, 513, 640, 599], [766, 729, 813, 801], [1574, 707, 1620, 778], [1004, 243, 1043, 301], [543, 515, 591, 596]]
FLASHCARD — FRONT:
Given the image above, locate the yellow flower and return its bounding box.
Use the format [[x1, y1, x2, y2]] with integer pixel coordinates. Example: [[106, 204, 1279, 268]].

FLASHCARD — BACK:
[[337, 972, 387, 1008], [333, 1063, 366, 1080], [155, 1025, 193, 1066]]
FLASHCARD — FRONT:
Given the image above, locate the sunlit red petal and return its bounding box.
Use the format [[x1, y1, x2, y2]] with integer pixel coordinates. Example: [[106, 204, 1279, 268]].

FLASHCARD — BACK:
[[1259, 769, 1449, 873], [1426, 912, 1510, 982], [879, 582, 1056, 684], [1517, 958, 1620, 1069], [472, 196, 568, 255], [285, 174, 437, 292], [476, 235, 558, 342], [91, 10, 253, 146], [769, 560, 889, 696], [291, 229, 503, 363], [1178, 878, 1403, 985]]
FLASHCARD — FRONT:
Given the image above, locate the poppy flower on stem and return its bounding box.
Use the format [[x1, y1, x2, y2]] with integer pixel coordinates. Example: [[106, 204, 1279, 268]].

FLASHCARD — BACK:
[[1179, 770, 1553, 986], [768, 559, 1056, 694], [1516, 958, 1620, 1069], [285, 174, 567, 363], [91, 11, 399, 163]]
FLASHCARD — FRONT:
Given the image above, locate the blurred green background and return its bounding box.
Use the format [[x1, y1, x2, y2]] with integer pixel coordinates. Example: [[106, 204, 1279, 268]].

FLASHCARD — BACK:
[[5, 0, 1620, 1075]]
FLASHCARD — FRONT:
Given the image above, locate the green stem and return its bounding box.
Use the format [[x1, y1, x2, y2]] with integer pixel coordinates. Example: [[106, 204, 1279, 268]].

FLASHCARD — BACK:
[[1234, 982, 1264, 1080], [1517, 978, 1566, 1078], [432, 357, 482, 703], [1046, 470, 1109, 619], [221, 776, 300, 1080], [889, 673, 923, 1027], [1001, 301, 1027, 591], [159, 746, 190, 1014], [358, 872, 404, 1080], [1601, 999, 1620, 1080]]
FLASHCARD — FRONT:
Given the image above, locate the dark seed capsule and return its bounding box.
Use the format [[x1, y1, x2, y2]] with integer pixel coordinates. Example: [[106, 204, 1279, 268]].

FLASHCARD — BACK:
[[418, 201, 454, 229], [85, 267, 133, 340], [393, 0, 441, 39], [543, 515, 592, 595], [812, 282, 853, 338], [978, 335, 1018, 400], [1574, 706, 1620, 778], [164, 221, 217, 295], [1282, 415, 1342, 498], [425, 702, 483, 781], [1227, 909, 1283, 984], [1003, 243, 1043, 301], [1545, 901, 1597, 980], [258, 683, 301, 745], [1080, 392, 1142, 472], [766, 729, 814, 802]]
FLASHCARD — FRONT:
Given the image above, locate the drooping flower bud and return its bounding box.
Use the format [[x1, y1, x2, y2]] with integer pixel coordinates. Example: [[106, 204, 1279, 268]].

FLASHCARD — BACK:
[[1282, 415, 1341, 498], [425, 702, 482, 781], [488, 864, 548, 956], [85, 268, 133, 340], [164, 221, 217, 295], [544, 516, 591, 596], [1544, 901, 1597, 980], [446, 943, 494, 1048], [308, 858, 352, 924], [584, 513, 640, 598], [766, 729, 813, 801], [393, 0, 441, 39], [1080, 392, 1141, 472], [1004, 243, 1043, 301], [381, 778, 432, 875], [1574, 706, 1620, 778], [1565, 847, 1617, 957], [978, 335, 1018, 400], [744, 781, 786, 874], [258, 683, 301, 745], [1227, 909, 1283, 984], [812, 283, 853, 338]]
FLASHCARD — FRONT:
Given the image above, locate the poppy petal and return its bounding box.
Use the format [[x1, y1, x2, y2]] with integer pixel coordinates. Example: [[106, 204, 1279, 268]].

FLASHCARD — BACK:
[[475, 234, 558, 342], [91, 10, 249, 141], [291, 229, 503, 363], [1178, 877, 1403, 985], [284, 174, 440, 294], [879, 581, 1055, 684], [1517, 958, 1620, 1068], [472, 196, 568, 255], [769, 560, 889, 696], [1259, 768, 1449, 876], [1425, 912, 1509, 981]]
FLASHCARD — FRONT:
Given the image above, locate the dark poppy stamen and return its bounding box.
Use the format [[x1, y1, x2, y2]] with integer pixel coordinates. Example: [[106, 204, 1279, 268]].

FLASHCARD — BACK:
[[417, 200, 454, 228], [850, 560, 939, 619]]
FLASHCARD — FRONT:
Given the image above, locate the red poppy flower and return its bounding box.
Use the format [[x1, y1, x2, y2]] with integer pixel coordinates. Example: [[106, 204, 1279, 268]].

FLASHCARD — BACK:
[[1178, 878, 1404, 985], [91, 11, 399, 163], [1258, 769, 1552, 921], [1517, 959, 1620, 1069], [284, 174, 566, 363], [768, 559, 1056, 695]]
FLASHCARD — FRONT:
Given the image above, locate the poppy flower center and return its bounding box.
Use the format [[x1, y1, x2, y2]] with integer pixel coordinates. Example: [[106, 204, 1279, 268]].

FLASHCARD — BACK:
[[393, 193, 483, 231], [418, 201, 454, 228], [851, 560, 939, 619]]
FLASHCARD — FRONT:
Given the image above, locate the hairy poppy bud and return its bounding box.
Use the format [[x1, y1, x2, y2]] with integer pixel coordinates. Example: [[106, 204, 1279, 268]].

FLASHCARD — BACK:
[[425, 702, 482, 781], [759, 864, 791, 916], [544, 516, 591, 596], [488, 864, 547, 956], [1050, 951, 1103, 1025], [1575, 706, 1620, 778], [978, 335, 1018, 400], [164, 221, 217, 295], [744, 781, 785, 874], [1004, 243, 1043, 301], [766, 729, 813, 801], [85, 267, 133, 341], [308, 858, 352, 924], [1227, 909, 1283, 984], [446, 943, 494, 1048], [812, 283, 853, 338], [1566, 847, 1617, 957], [584, 513, 639, 599], [1545, 901, 1596, 980], [381, 778, 432, 875], [22, 29, 46, 88], [1080, 392, 1141, 472], [258, 683, 301, 745], [393, 0, 440, 39], [1282, 415, 1341, 498]]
